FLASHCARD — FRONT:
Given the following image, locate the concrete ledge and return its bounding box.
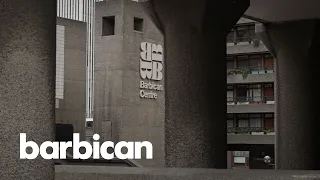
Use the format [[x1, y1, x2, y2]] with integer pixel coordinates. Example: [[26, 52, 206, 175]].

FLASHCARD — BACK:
[[227, 103, 275, 113], [55, 166, 320, 180], [227, 73, 275, 84], [228, 134, 274, 144]]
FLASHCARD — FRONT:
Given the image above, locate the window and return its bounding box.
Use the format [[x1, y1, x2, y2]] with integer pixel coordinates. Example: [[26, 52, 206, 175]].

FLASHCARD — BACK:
[[236, 114, 262, 128], [249, 25, 256, 39], [263, 83, 274, 101], [236, 85, 249, 102], [134, 17, 144, 32], [227, 114, 234, 128], [227, 30, 234, 43], [227, 85, 234, 102], [235, 26, 250, 43], [264, 113, 274, 128], [249, 114, 262, 127], [234, 84, 263, 102], [102, 16, 115, 36], [264, 54, 274, 71], [227, 56, 234, 69], [236, 55, 249, 68], [227, 120, 234, 128], [230, 24, 256, 45], [86, 121, 93, 128], [249, 54, 262, 70], [238, 120, 249, 127], [249, 84, 262, 102], [237, 114, 249, 127]]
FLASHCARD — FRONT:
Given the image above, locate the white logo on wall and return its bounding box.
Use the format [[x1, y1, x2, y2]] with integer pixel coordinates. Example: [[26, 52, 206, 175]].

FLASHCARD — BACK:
[[139, 42, 164, 99]]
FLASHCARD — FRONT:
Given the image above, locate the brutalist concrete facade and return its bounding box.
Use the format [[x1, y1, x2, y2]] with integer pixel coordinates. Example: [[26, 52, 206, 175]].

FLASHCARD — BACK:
[[55, 17, 87, 141], [94, 0, 165, 167], [226, 17, 276, 169], [227, 17, 275, 139]]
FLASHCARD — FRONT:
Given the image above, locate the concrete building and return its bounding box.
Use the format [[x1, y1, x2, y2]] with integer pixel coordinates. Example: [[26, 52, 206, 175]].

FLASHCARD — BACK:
[[93, 0, 165, 167], [226, 17, 275, 169], [55, 17, 87, 141], [2, 0, 320, 179]]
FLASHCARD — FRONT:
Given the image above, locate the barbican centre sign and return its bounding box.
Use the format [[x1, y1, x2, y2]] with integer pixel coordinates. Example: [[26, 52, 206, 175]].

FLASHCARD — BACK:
[[139, 42, 163, 100]]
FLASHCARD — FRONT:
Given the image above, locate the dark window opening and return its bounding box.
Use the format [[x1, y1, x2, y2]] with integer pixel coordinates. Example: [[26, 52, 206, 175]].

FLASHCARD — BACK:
[[134, 17, 144, 32], [86, 121, 93, 128], [263, 83, 274, 101], [227, 56, 234, 69], [264, 114, 275, 128], [102, 16, 115, 36], [233, 24, 256, 44], [227, 30, 234, 43], [249, 54, 262, 70], [236, 85, 249, 102], [264, 53, 274, 70], [237, 55, 249, 68]]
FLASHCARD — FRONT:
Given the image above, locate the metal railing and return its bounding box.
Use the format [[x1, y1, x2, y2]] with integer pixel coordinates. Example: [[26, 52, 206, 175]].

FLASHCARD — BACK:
[[227, 96, 274, 104], [227, 36, 259, 44], [227, 127, 275, 134]]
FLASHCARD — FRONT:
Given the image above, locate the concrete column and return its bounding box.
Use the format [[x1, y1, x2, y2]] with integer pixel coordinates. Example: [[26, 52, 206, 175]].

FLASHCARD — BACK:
[[143, 0, 249, 168], [0, 0, 56, 179], [257, 20, 320, 170]]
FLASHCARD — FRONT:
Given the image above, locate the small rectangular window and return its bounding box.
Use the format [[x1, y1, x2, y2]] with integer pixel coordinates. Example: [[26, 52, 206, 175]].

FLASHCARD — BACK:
[[134, 17, 144, 32], [86, 121, 93, 128], [102, 16, 115, 36]]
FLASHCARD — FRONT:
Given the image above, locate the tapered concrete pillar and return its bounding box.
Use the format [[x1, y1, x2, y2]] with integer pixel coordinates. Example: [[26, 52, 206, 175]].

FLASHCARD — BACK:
[[257, 20, 320, 170], [0, 0, 56, 179], [142, 0, 249, 168]]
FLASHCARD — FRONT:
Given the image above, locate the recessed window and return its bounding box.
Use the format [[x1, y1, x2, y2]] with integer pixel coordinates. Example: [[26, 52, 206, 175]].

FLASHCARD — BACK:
[[86, 121, 93, 128], [102, 16, 115, 36], [134, 17, 144, 32]]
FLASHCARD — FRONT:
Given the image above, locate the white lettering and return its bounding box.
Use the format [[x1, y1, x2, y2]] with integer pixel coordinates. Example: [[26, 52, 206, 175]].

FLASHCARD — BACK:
[[19, 133, 153, 160], [114, 142, 134, 160], [20, 133, 39, 159], [134, 141, 153, 159], [40, 141, 59, 159], [73, 133, 93, 160]]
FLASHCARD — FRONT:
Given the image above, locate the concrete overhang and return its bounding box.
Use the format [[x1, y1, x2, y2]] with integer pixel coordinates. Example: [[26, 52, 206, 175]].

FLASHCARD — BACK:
[[244, 0, 320, 23]]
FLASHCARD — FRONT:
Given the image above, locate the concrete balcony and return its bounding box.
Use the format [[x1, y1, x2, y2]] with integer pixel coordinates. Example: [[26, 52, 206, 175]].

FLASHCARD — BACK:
[[227, 127, 275, 145], [227, 101, 275, 113], [227, 40, 269, 54], [227, 71, 275, 84]]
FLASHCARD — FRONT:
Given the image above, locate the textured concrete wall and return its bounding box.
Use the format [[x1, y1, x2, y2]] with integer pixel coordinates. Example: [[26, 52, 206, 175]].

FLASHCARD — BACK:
[[228, 134, 274, 145], [148, 0, 249, 168], [55, 166, 320, 180], [55, 18, 87, 140], [94, 0, 165, 167], [0, 0, 56, 179], [265, 20, 320, 169]]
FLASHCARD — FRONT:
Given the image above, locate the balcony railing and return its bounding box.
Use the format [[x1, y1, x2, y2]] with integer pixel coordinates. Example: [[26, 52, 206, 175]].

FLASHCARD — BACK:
[[227, 66, 274, 76], [227, 96, 275, 105], [227, 36, 259, 45], [227, 127, 275, 134]]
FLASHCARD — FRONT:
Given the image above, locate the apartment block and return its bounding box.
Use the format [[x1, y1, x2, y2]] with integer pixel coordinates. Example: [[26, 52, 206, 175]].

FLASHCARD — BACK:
[[226, 17, 275, 169]]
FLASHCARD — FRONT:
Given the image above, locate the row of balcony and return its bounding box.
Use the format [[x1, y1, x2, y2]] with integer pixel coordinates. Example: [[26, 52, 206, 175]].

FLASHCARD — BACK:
[[228, 127, 275, 135]]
